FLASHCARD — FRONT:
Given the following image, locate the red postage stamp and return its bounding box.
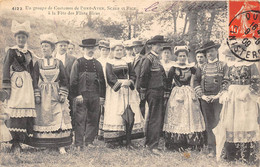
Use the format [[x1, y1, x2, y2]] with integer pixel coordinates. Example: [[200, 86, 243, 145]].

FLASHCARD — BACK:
[[228, 0, 260, 61]]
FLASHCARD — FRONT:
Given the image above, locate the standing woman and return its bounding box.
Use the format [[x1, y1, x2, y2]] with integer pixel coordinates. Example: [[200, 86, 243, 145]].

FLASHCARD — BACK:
[[97, 40, 110, 140], [98, 40, 110, 65], [31, 33, 72, 154], [161, 46, 174, 76], [123, 40, 135, 63], [160, 46, 174, 136], [214, 49, 260, 164], [103, 41, 144, 148], [163, 46, 206, 151], [2, 20, 36, 152]]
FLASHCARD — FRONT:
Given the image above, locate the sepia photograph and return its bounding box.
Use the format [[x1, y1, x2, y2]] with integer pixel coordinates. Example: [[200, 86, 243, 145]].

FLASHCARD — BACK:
[[0, 0, 259, 166]]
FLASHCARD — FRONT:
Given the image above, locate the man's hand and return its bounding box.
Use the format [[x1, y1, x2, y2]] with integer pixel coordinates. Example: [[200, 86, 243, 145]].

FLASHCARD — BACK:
[[210, 93, 221, 102], [201, 95, 211, 103], [76, 95, 84, 104]]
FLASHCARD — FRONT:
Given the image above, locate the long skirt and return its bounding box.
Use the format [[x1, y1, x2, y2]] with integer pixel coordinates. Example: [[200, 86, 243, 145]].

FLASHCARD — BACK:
[[163, 85, 206, 150], [6, 71, 36, 144], [225, 142, 259, 164], [215, 85, 260, 164], [103, 81, 144, 143], [29, 82, 72, 148]]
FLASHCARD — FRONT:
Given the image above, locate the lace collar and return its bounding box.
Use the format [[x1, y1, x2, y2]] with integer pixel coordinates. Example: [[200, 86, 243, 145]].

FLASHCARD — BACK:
[[10, 44, 29, 54], [171, 61, 195, 69]]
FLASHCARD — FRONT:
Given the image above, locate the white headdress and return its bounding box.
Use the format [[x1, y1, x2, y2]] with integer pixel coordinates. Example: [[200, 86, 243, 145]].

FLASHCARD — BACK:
[[110, 40, 124, 49], [123, 40, 133, 48], [174, 45, 189, 55], [40, 33, 58, 45], [11, 20, 31, 36]]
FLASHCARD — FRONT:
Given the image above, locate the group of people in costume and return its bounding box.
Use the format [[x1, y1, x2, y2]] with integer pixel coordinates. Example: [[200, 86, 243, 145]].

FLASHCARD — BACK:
[[0, 20, 259, 165]]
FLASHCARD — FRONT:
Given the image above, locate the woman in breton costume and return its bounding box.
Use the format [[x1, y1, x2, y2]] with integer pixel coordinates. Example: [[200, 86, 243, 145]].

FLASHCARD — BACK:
[[2, 20, 36, 152], [213, 47, 260, 164], [30, 33, 72, 154], [122, 40, 135, 63], [97, 40, 110, 66], [160, 46, 174, 76], [159, 46, 174, 136], [97, 40, 110, 140], [103, 41, 144, 148], [163, 46, 206, 151]]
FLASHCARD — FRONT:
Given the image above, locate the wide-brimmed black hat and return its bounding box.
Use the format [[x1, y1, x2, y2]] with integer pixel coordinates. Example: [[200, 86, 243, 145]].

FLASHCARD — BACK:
[[201, 41, 220, 52], [79, 38, 98, 47], [162, 46, 172, 51], [195, 46, 204, 54], [147, 35, 167, 45], [132, 40, 144, 47]]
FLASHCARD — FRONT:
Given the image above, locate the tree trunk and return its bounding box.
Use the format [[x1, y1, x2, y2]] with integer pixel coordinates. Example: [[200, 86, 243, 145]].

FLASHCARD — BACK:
[[128, 23, 131, 39], [133, 10, 138, 38], [187, 11, 198, 62], [172, 12, 177, 34], [206, 10, 216, 41], [182, 13, 188, 35]]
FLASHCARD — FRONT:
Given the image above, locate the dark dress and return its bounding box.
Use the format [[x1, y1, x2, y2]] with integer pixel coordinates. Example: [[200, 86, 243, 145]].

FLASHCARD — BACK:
[[103, 58, 144, 143], [164, 64, 206, 151], [2, 47, 36, 145]]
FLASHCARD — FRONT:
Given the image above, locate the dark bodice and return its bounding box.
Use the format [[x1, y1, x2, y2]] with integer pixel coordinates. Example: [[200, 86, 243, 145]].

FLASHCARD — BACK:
[[2, 48, 34, 89], [226, 63, 259, 85], [168, 66, 196, 87], [6, 49, 33, 73], [112, 64, 129, 79], [106, 59, 136, 92], [33, 58, 68, 88]]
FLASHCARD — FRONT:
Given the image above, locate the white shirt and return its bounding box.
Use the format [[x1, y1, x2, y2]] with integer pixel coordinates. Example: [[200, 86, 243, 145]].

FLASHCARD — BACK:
[[56, 52, 66, 65]]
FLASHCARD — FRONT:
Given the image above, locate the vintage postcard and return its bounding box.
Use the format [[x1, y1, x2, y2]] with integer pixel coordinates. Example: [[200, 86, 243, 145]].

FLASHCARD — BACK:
[[0, 0, 259, 167]]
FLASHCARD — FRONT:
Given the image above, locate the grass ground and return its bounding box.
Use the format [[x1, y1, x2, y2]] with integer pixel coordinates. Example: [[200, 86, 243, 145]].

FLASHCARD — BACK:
[[0, 138, 256, 167]]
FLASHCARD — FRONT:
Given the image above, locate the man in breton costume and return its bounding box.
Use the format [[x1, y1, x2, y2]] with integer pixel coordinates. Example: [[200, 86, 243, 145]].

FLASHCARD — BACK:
[[194, 41, 228, 157], [139, 35, 169, 155]]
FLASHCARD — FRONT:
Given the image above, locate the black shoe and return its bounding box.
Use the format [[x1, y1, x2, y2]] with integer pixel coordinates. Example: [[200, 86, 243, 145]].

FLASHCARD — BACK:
[[97, 136, 104, 141]]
